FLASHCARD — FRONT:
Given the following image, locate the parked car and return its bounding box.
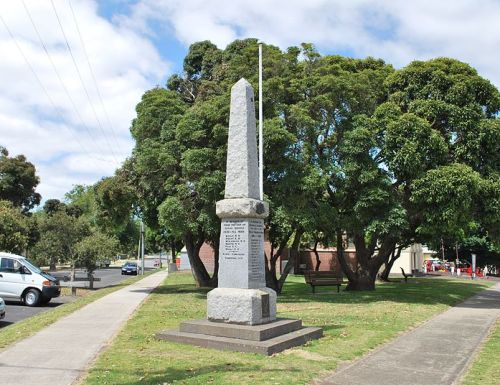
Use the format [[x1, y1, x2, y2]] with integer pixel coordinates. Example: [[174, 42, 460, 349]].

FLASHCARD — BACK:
[[121, 262, 138, 275], [0, 297, 5, 320], [0, 252, 61, 307], [97, 259, 112, 268]]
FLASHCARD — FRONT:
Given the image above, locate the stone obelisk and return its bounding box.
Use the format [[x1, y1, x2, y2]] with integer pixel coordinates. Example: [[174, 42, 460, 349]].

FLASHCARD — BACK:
[[156, 78, 322, 355], [207, 78, 276, 325]]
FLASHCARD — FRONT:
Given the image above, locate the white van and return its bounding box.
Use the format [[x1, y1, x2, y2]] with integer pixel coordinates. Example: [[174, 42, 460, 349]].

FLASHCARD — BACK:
[[0, 252, 61, 306]]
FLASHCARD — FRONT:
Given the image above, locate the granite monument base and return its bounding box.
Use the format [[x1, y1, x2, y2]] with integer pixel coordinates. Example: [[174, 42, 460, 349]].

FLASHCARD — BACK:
[[156, 318, 323, 355], [207, 287, 276, 325]]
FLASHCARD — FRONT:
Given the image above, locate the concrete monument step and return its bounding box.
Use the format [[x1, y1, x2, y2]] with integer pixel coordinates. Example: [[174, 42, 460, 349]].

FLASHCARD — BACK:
[[180, 318, 303, 341], [157, 323, 323, 355]]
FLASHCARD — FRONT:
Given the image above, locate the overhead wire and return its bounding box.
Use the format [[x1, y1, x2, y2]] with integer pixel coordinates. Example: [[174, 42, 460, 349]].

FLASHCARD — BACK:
[[0, 13, 112, 165], [67, 0, 124, 155], [21, 0, 108, 157], [49, 0, 119, 164]]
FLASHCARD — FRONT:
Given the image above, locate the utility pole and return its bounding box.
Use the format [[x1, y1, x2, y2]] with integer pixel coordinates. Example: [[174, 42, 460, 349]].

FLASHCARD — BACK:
[[141, 221, 145, 275], [137, 223, 141, 270]]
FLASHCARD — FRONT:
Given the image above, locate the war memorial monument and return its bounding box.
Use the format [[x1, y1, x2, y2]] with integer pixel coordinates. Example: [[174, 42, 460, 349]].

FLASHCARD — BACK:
[[157, 78, 322, 355]]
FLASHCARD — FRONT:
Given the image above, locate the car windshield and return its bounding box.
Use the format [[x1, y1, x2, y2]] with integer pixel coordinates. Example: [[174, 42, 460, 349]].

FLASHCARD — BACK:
[[22, 258, 43, 274], [125, 263, 137, 267]]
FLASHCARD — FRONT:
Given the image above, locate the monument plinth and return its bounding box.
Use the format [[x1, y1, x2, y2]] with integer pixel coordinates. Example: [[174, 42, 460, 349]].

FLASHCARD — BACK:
[[156, 78, 322, 355]]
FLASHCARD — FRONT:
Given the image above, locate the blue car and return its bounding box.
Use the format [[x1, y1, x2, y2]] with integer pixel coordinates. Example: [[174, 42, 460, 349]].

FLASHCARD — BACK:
[[121, 262, 138, 275]]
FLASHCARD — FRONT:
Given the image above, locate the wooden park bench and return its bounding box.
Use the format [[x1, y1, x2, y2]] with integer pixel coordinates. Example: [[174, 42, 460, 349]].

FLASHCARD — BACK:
[[304, 270, 344, 293]]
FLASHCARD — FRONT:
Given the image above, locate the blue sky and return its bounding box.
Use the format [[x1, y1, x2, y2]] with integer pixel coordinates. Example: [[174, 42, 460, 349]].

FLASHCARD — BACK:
[[1, 0, 499, 202]]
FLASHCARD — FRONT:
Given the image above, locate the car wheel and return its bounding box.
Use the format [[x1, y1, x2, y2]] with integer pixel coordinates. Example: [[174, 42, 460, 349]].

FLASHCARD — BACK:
[[24, 289, 41, 307]]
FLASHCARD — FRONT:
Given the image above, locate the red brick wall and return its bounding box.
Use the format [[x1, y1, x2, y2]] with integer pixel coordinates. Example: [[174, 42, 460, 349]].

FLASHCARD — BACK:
[[197, 242, 357, 276], [297, 250, 357, 275], [199, 243, 215, 274]]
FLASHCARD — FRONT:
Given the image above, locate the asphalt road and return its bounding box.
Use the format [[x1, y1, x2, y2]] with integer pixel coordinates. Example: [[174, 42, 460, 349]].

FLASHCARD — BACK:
[[0, 262, 160, 328], [0, 296, 76, 328]]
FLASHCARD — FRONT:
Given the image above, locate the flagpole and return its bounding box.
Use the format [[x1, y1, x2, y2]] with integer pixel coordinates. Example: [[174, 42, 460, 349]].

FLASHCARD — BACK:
[[258, 42, 264, 200]]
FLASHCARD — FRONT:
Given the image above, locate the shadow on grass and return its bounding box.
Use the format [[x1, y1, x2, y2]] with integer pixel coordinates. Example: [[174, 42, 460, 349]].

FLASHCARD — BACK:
[[90, 363, 298, 385]]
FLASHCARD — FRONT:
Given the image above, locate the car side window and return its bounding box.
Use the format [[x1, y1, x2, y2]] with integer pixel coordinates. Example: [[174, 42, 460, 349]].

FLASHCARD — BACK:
[[0, 258, 20, 273]]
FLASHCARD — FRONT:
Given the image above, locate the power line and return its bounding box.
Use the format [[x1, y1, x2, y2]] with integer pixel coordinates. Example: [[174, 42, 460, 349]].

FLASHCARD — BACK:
[[49, 0, 119, 163], [0, 13, 113, 165], [68, 0, 124, 154], [21, 0, 108, 157]]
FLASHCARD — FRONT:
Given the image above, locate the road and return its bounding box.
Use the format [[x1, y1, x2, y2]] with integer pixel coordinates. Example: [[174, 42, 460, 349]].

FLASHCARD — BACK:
[[0, 296, 76, 328], [0, 263, 160, 328]]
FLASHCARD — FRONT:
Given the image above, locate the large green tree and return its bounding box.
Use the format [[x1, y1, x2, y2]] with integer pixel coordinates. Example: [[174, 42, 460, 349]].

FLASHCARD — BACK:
[[125, 40, 500, 292], [32, 210, 90, 273], [0, 200, 29, 253], [338, 58, 500, 289], [75, 231, 119, 288], [0, 147, 41, 212]]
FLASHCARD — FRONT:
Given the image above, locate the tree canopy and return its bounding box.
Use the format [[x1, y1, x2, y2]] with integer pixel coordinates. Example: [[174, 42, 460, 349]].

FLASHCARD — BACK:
[[0, 147, 41, 212], [122, 41, 500, 291]]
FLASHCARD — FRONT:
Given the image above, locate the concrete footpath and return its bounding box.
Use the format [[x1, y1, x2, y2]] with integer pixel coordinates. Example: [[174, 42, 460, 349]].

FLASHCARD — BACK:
[[317, 282, 500, 385], [0, 270, 168, 385]]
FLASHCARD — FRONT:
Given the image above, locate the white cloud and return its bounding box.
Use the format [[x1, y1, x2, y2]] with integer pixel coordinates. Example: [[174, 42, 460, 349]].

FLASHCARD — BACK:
[[0, 0, 169, 201], [124, 0, 500, 87]]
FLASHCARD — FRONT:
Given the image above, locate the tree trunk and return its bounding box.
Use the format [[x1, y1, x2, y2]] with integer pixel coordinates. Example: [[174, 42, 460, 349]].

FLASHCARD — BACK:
[[208, 238, 219, 287], [266, 230, 293, 293], [336, 229, 356, 283], [70, 264, 76, 281], [379, 246, 403, 282], [313, 240, 321, 271], [337, 229, 394, 291], [345, 267, 376, 291], [184, 232, 213, 287], [87, 271, 94, 290], [276, 228, 304, 294], [265, 252, 279, 292], [171, 240, 176, 262]]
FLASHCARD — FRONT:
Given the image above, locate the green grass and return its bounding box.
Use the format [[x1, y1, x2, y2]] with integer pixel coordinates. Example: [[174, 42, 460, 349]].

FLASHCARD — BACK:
[[81, 273, 493, 385], [461, 319, 500, 385], [0, 271, 158, 350]]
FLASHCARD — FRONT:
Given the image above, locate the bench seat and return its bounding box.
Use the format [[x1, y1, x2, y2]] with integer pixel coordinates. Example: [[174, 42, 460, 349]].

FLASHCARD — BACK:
[[304, 271, 344, 293]]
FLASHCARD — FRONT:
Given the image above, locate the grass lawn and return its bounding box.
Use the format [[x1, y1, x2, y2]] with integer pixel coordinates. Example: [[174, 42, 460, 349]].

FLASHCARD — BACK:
[[0, 271, 158, 350], [81, 273, 493, 385], [461, 319, 500, 385]]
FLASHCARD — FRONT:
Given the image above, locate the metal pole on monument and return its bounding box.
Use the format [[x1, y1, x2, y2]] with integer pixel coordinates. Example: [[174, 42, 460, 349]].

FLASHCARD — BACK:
[[258, 41, 264, 200]]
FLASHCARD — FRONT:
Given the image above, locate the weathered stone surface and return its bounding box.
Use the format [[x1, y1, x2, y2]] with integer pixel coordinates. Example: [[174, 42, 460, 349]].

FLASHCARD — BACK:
[[207, 287, 277, 325], [179, 318, 302, 341], [156, 326, 323, 356], [216, 198, 269, 219], [224, 78, 260, 200], [217, 218, 266, 289]]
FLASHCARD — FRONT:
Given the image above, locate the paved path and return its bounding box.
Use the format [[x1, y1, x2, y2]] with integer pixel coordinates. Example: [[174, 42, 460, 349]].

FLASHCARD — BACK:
[[317, 283, 500, 385], [0, 270, 168, 385]]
